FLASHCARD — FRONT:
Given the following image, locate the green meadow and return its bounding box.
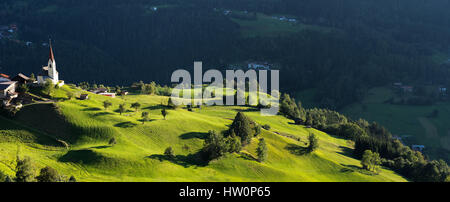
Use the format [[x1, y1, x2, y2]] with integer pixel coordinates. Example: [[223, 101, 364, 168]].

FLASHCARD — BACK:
[[341, 87, 450, 162], [230, 12, 335, 38], [0, 85, 406, 182]]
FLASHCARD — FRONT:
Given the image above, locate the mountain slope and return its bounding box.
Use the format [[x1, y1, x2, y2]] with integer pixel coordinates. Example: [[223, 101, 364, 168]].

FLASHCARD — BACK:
[[0, 86, 406, 182]]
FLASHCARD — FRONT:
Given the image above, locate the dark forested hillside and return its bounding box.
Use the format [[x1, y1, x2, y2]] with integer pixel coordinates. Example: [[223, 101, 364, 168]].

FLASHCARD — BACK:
[[1, 0, 450, 109]]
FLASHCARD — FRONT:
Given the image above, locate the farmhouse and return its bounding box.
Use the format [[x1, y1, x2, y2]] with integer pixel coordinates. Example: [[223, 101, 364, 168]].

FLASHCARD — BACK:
[[12, 73, 31, 84], [37, 40, 64, 86], [0, 81, 18, 106], [248, 62, 271, 70], [92, 88, 108, 94], [411, 145, 425, 152], [99, 93, 116, 98], [0, 74, 10, 82], [400, 86, 413, 93], [80, 94, 89, 100]]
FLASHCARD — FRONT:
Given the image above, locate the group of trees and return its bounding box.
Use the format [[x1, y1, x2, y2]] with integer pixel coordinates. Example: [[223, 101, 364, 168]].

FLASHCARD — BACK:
[[280, 92, 449, 181], [202, 112, 269, 162], [1, 156, 76, 182], [201, 130, 242, 161]]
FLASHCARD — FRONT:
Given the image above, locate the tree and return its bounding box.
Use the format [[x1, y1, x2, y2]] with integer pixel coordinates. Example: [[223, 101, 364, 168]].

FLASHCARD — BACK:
[[43, 79, 55, 96], [164, 147, 175, 159], [167, 97, 178, 109], [202, 130, 227, 160], [36, 166, 60, 182], [17, 83, 29, 94], [29, 73, 36, 82], [141, 111, 149, 124], [69, 176, 77, 182], [119, 103, 126, 115], [15, 156, 34, 182], [131, 102, 141, 112], [225, 135, 241, 153], [109, 137, 117, 146], [254, 125, 262, 137], [103, 100, 112, 110], [161, 108, 168, 120], [66, 91, 75, 100], [307, 133, 319, 152], [361, 150, 381, 172], [229, 112, 253, 145], [257, 138, 268, 162]]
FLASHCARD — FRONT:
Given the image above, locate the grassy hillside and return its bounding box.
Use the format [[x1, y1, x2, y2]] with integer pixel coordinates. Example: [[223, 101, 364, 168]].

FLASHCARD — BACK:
[[341, 87, 450, 162], [0, 85, 406, 182]]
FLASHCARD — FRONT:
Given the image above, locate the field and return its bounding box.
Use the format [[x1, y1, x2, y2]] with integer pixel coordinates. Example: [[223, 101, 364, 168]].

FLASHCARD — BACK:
[[229, 12, 335, 38], [340, 87, 450, 162], [0, 85, 406, 181]]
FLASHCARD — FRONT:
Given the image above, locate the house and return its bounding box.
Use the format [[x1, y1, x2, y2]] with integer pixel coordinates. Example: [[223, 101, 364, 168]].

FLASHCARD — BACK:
[[79, 94, 89, 100], [99, 93, 116, 98], [393, 82, 403, 87], [92, 88, 108, 94], [12, 73, 30, 84], [0, 81, 18, 106], [411, 145, 425, 152], [400, 86, 413, 93], [37, 40, 63, 86], [0, 74, 10, 82], [248, 62, 271, 70]]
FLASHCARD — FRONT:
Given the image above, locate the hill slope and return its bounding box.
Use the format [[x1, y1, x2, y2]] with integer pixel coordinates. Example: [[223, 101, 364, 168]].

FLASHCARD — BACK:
[[0, 86, 406, 182]]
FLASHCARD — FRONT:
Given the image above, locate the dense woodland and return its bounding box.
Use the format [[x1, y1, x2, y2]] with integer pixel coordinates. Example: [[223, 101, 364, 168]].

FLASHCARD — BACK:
[[1, 0, 450, 109]]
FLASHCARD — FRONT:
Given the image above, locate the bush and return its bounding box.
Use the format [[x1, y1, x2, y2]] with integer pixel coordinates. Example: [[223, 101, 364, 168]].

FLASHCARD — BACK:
[[257, 138, 268, 162], [15, 156, 35, 182], [36, 166, 60, 182], [164, 147, 175, 159], [307, 133, 319, 152], [262, 124, 271, 130]]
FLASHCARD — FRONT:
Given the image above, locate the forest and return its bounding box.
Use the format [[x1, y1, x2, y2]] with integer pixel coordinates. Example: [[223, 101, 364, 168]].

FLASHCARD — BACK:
[[1, 0, 450, 109]]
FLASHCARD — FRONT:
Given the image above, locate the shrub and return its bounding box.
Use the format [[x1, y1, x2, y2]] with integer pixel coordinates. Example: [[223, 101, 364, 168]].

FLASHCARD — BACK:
[[36, 166, 60, 182]]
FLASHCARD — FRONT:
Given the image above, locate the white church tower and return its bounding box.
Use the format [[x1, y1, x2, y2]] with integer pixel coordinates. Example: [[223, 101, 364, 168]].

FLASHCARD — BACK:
[[37, 40, 63, 86]]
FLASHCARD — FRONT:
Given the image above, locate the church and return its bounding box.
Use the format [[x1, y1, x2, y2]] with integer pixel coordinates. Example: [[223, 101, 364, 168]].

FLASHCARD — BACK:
[[37, 41, 64, 86]]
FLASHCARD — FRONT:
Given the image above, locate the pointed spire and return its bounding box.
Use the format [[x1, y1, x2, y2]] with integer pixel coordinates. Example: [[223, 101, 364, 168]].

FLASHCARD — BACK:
[[49, 38, 55, 62]]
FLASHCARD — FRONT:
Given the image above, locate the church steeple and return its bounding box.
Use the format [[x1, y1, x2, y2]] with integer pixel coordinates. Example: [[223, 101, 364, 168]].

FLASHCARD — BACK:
[[49, 39, 55, 62]]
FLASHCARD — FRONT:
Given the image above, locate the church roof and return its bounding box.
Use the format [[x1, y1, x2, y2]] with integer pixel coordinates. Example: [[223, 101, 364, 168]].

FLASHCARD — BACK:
[[49, 40, 55, 62]]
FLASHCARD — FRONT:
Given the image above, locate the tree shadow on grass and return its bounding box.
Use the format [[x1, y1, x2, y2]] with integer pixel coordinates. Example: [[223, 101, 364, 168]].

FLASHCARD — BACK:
[[92, 112, 114, 117], [285, 143, 310, 156], [238, 152, 258, 162], [337, 146, 355, 158], [147, 152, 208, 168], [137, 119, 156, 124], [233, 107, 260, 113], [82, 107, 102, 111], [114, 121, 138, 128], [179, 132, 209, 140], [340, 164, 378, 176], [90, 145, 111, 149], [142, 104, 169, 111], [113, 109, 134, 114]]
